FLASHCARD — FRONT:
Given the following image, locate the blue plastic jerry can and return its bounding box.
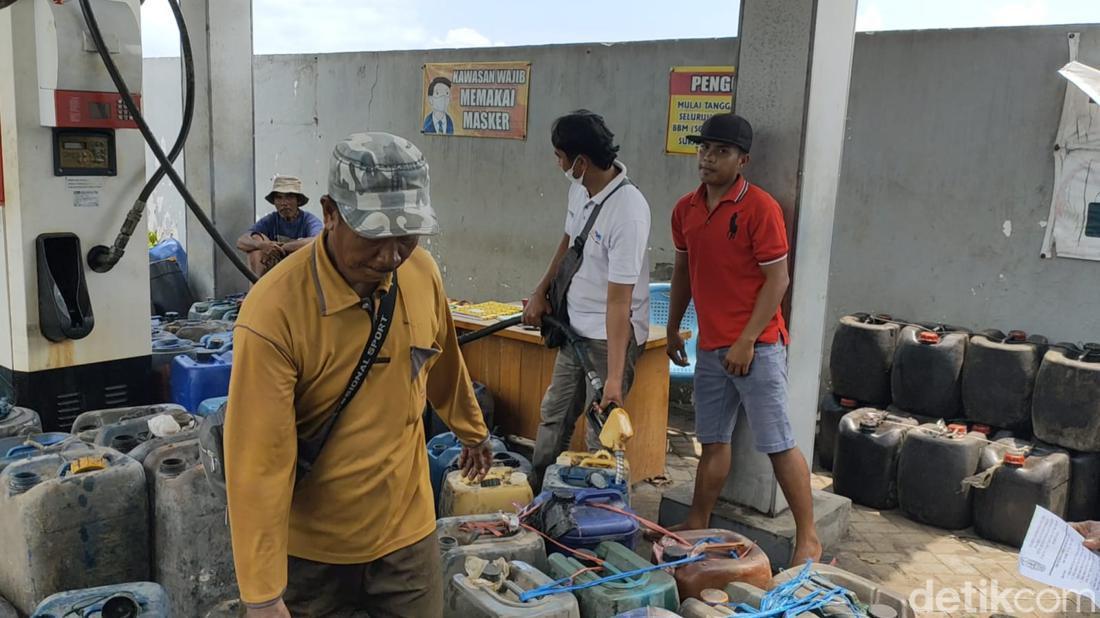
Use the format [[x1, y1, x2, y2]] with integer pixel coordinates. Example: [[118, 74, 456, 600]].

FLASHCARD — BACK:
[[32, 582, 169, 618], [534, 488, 639, 553], [197, 396, 228, 418], [0, 433, 78, 474], [543, 463, 630, 504], [171, 350, 233, 413], [199, 331, 234, 353], [149, 238, 187, 276]]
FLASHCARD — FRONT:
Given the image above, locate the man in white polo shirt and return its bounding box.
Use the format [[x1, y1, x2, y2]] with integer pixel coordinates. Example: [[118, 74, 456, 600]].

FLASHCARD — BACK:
[[523, 109, 652, 488]]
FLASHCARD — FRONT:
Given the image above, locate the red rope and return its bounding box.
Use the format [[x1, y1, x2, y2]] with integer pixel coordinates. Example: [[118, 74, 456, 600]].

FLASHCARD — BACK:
[[688, 541, 755, 558], [567, 565, 604, 583], [590, 503, 691, 546], [520, 523, 606, 565]]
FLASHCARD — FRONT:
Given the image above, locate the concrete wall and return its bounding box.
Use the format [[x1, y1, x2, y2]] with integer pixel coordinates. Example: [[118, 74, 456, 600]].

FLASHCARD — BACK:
[[252, 39, 737, 298], [146, 23, 1100, 349], [826, 24, 1100, 360], [144, 57, 187, 246]]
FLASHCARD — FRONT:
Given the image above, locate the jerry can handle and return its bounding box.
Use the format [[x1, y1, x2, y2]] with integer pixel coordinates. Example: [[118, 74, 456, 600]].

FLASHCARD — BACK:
[[4, 434, 73, 458], [574, 488, 625, 505]]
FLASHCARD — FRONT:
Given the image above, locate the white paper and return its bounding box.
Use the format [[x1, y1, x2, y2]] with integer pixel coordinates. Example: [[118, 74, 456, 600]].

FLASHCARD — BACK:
[[1018, 506, 1100, 604], [64, 178, 105, 192], [72, 190, 99, 208], [1060, 61, 1100, 105]]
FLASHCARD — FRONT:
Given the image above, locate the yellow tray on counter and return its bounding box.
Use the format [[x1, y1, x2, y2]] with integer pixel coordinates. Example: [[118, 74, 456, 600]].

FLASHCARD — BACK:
[[450, 301, 523, 321]]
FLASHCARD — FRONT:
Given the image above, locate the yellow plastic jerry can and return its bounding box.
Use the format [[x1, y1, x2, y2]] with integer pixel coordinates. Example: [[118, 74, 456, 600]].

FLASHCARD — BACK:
[[438, 466, 534, 517], [554, 450, 630, 475]]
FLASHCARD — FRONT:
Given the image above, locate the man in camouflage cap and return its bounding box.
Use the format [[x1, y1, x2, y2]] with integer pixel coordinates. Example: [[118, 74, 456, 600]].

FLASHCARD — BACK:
[[225, 132, 492, 618], [326, 132, 440, 238]]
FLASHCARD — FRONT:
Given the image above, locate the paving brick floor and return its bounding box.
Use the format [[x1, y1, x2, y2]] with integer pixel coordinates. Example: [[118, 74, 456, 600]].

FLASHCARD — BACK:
[[630, 404, 1100, 618]]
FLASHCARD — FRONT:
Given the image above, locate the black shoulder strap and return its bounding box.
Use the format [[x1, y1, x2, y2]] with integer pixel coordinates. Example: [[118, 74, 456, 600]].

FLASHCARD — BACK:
[[297, 270, 399, 477], [572, 178, 633, 251]]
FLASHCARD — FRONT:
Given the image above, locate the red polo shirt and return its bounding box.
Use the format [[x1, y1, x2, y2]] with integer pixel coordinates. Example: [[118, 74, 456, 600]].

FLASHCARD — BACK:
[[671, 176, 790, 351]]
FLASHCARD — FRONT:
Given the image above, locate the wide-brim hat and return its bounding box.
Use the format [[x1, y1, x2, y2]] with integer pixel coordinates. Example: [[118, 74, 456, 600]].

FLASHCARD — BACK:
[[265, 175, 309, 206], [327, 132, 440, 239], [686, 113, 753, 153]]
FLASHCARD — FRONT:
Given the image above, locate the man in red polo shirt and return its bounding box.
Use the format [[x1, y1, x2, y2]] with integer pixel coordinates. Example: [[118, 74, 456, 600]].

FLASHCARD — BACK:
[[665, 113, 821, 566]]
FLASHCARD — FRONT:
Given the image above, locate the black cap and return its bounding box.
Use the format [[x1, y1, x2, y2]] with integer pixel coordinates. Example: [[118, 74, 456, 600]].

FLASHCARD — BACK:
[[686, 113, 753, 153]]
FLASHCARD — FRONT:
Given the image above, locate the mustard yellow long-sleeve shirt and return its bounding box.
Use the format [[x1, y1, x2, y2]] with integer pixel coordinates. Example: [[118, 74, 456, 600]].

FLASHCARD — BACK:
[[224, 235, 488, 605]]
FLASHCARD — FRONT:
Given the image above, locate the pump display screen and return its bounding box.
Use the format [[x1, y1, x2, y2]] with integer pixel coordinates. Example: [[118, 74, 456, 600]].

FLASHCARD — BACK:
[[52, 129, 116, 176], [88, 102, 111, 121]]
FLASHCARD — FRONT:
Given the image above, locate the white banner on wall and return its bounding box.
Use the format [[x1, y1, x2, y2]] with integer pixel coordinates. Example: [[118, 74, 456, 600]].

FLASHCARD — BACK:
[[1042, 34, 1100, 261]]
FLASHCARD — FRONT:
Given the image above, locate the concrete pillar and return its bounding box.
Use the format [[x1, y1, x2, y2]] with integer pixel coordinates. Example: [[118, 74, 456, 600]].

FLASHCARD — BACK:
[[721, 0, 858, 515], [182, 0, 254, 298]]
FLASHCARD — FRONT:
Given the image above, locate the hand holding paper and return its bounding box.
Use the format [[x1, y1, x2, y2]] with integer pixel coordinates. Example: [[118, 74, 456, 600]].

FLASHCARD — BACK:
[[1018, 506, 1100, 604], [1071, 520, 1100, 551]]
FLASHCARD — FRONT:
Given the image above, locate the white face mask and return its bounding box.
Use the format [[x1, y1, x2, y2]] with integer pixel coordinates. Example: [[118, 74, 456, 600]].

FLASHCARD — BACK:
[[563, 158, 585, 187]]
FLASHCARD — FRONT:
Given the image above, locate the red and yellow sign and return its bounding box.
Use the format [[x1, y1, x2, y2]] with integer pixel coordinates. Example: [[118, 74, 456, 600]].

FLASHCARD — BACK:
[[666, 66, 736, 155], [421, 62, 531, 140]]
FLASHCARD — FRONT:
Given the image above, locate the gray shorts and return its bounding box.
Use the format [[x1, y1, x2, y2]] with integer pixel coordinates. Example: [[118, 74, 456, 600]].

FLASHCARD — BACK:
[[694, 342, 796, 453]]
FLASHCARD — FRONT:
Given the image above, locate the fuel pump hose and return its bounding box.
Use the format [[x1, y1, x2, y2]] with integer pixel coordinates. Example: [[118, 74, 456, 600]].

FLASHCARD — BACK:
[[78, 0, 258, 283]]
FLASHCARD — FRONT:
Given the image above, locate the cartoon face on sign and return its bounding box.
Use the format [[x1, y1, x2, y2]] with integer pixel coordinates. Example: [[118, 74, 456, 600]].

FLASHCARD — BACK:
[[423, 77, 454, 135]]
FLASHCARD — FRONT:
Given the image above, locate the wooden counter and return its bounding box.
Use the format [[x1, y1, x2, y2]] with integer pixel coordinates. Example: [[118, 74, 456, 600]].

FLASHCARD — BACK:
[[454, 312, 676, 481]]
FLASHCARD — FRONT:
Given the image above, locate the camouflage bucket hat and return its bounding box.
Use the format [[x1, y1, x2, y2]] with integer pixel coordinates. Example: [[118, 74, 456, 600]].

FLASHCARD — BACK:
[[328, 132, 440, 238]]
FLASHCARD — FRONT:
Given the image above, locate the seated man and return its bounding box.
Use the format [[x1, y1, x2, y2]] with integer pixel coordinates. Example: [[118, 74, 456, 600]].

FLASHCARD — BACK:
[[237, 175, 323, 276]]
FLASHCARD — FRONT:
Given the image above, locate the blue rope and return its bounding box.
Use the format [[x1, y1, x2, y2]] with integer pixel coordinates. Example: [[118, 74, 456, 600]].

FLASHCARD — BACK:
[[518, 554, 705, 602], [727, 561, 865, 617]]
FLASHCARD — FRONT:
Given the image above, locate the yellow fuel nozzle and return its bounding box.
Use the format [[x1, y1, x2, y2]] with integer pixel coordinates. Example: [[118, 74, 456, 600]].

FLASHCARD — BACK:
[[597, 405, 633, 486], [598, 406, 633, 452]]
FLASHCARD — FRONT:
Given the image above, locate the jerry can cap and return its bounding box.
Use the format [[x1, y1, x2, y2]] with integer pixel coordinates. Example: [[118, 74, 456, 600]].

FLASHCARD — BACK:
[[700, 588, 730, 605], [918, 331, 941, 344], [1007, 330, 1027, 342], [1004, 452, 1027, 467], [947, 423, 968, 436], [858, 415, 882, 432], [662, 544, 689, 560], [971, 424, 992, 436], [839, 398, 858, 408], [588, 471, 609, 489], [70, 456, 108, 474], [481, 562, 503, 583]]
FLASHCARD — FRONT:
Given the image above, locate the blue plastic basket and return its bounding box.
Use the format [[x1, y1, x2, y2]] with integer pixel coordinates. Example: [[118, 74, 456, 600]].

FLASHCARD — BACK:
[[649, 283, 697, 382]]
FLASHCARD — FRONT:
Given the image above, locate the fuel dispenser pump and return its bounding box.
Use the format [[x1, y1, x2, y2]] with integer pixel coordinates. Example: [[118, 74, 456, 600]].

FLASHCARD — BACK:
[[0, 0, 252, 429], [0, 0, 151, 429]]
